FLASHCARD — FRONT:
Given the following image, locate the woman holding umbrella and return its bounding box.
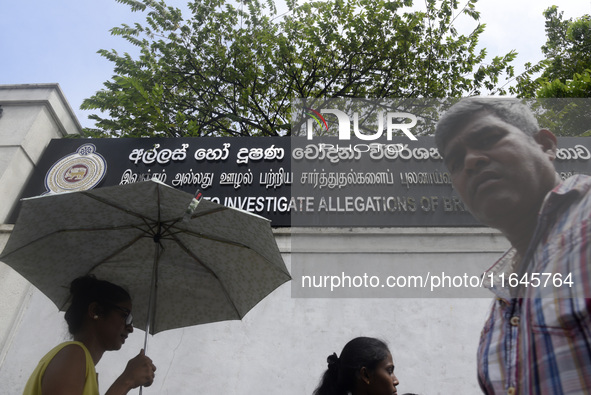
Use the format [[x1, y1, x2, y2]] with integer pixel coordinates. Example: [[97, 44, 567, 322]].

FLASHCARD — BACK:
[[23, 275, 156, 395], [313, 337, 400, 395]]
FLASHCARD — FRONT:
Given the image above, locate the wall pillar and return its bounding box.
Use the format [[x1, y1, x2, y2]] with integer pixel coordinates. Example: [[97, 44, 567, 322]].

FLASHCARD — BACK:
[[0, 83, 81, 368]]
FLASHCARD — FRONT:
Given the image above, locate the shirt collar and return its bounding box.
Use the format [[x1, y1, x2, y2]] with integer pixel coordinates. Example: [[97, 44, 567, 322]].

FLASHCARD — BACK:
[[541, 174, 590, 214]]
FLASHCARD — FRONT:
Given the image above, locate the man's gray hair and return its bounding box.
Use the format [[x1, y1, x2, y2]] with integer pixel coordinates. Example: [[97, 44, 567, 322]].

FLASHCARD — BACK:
[[435, 97, 540, 154]]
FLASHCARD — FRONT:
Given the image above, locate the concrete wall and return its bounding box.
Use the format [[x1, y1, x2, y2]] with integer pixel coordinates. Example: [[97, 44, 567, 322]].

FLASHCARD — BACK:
[[0, 227, 507, 394], [0, 84, 81, 378], [0, 84, 81, 223]]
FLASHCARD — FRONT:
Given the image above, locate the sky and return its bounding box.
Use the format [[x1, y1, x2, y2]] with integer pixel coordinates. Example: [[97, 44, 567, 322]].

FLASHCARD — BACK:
[[1, 0, 590, 130]]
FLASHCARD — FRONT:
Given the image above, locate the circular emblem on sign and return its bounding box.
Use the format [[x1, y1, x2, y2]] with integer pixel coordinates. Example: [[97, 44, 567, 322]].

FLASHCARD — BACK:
[[63, 164, 89, 183], [45, 144, 107, 194]]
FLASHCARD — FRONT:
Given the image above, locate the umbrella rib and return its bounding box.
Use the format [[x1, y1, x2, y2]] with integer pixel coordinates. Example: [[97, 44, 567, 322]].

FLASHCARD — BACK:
[[0, 225, 153, 260], [80, 190, 161, 224], [158, 220, 179, 240], [85, 233, 148, 274], [163, 206, 229, 231], [141, 216, 163, 239], [164, 229, 289, 277], [169, 233, 243, 319], [170, 229, 276, 259], [189, 206, 229, 220], [169, 229, 250, 249], [54, 234, 149, 311]]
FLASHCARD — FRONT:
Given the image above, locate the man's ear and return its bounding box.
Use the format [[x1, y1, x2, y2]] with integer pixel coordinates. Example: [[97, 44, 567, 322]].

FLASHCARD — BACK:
[[534, 129, 558, 161]]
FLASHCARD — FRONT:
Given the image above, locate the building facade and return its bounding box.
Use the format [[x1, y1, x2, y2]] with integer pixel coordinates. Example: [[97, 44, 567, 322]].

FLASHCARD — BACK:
[[0, 84, 508, 394]]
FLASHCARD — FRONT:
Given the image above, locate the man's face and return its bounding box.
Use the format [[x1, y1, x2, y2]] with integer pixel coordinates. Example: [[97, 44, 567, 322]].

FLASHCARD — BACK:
[[441, 112, 558, 229]]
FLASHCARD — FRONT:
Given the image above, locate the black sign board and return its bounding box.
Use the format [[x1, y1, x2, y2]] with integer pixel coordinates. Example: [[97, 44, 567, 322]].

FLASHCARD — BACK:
[[14, 136, 590, 227]]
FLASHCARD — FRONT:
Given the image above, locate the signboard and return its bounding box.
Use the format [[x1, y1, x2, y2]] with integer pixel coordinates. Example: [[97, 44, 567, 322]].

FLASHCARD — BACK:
[[14, 136, 590, 227]]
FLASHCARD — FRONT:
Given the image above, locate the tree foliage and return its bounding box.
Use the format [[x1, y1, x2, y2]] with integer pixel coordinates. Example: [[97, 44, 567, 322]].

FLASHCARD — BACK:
[[510, 7, 591, 137], [513, 6, 591, 98], [82, 0, 517, 137]]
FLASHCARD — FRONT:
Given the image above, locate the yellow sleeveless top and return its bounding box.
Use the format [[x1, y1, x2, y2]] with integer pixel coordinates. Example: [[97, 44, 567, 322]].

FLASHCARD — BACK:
[[22, 341, 98, 395]]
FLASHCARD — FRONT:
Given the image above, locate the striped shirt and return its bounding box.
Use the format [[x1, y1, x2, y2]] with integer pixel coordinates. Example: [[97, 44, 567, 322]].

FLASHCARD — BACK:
[[478, 175, 591, 395]]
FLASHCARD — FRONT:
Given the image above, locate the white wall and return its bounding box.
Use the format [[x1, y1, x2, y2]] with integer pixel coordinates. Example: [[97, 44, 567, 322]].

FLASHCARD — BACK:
[[0, 228, 506, 395], [0, 84, 81, 223], [0, 84, 81, 376]]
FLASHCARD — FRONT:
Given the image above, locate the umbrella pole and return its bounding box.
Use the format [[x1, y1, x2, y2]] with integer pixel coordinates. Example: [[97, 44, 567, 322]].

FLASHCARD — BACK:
[[144, 239, 160, 349], [139, 238, 160, 394]]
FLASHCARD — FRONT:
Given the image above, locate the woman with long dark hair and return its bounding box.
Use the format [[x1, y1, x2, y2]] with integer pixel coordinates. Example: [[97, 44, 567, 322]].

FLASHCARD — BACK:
[[23, 275, 156, 395], [314, 337, 399, 395]]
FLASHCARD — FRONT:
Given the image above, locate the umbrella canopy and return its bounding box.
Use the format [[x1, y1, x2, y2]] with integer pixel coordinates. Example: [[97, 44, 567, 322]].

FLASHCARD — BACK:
[[0, 179, 290, 335]]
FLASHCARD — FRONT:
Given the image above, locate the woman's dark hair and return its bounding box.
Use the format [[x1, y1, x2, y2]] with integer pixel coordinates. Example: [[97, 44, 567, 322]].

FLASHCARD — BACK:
[[64, 275, 131, 335], [313, 337, 390, 395]]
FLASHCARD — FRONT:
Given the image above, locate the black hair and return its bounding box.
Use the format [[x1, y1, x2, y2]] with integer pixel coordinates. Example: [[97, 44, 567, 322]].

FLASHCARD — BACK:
[[64, 275, 131, 335], [313, 337, 391, 395], [435, 97, 540, 155]]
